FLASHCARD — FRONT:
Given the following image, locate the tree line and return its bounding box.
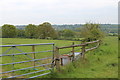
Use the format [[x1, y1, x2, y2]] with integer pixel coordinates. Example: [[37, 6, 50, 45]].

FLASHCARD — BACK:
[[1, 22, 58, 39], [1, 22, 105, 42]]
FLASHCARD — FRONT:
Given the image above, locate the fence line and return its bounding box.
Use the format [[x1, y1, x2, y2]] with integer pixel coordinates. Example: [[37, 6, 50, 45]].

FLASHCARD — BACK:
[[54, 40, 100, 71], [1, 40, 100, 78]]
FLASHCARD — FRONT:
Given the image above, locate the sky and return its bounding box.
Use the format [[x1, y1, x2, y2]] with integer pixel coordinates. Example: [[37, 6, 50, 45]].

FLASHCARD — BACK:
[[0, 0, 119, 25]]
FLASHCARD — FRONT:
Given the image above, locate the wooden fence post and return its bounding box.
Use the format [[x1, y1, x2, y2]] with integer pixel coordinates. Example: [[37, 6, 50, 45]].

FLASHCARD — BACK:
[[55, 47, 60, 71], [72, 42, 75, 61], [81, 45, 86, 59], [32, 45, 35, 68]]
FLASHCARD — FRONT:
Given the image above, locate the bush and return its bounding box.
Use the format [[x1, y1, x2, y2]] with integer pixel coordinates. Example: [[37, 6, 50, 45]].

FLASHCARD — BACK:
[[81, 23, 104, 42]]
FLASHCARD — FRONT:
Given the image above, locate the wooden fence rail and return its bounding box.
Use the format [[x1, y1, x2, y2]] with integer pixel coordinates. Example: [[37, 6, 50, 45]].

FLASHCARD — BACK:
[[55, 40, 100, 71]]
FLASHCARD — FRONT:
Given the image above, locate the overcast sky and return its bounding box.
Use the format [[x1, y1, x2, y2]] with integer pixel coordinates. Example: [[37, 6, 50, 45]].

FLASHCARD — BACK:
[[0, 0, 119, 25]]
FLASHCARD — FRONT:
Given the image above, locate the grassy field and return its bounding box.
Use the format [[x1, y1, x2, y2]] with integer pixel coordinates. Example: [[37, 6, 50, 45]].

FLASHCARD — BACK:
[[1, 36, 118, 78], [1, 38, 80, 78], [49, 36, 118, 78]]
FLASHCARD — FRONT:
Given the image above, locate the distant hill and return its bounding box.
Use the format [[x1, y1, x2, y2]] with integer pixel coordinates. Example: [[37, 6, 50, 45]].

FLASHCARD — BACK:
[[15, 24, 118, 33], [100, 24, 118, 33]]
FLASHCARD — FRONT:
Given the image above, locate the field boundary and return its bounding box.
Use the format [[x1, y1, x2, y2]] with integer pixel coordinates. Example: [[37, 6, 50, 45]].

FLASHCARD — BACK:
[[1, 40, 100, 78], [54, 40, 100, 71]]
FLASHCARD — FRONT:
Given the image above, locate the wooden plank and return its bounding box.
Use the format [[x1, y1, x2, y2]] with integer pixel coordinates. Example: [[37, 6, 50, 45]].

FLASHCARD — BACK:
[[32, 45, 35, 68], [58, 40, 100, 49], [85, 42, 100, 52], [58, 44, 86, 49], [55, 47, 60, 71], [61, 58, 63, 66], [85, 40, 100, 44], [81, 45, 86, 59], [72, 42, 75, 61]]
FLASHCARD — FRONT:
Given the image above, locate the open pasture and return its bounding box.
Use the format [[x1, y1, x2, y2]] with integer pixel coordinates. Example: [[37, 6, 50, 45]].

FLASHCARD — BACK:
[[1, 38, 80, 78], [1, 36, 118, 78], [50, 36, 118, 78]]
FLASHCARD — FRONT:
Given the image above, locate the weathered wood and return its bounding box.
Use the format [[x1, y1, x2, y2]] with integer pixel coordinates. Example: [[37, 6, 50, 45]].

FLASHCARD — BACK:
[[58, 44, 86, 49], [81, 45, 86, 59], [85, 40, 100, 44], [85, 41, 100, 52], [72, 42, 75, 61], [32, 45, 35, 67], [61, 58, 63, 66], [51, 44, 55, 72], [58, 40, 100, 49], [55, 47, 60, 71], [55, 40, 100, 69]]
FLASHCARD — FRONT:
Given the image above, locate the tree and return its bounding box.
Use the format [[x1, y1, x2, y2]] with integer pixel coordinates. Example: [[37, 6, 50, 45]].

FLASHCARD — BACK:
[[17, 29, 25, 38], [74, 27, 81, 38], [62, 29, 75, 39], [36, 22, 58, 39], [2, 24, 17, 38], [58, 30, 64, 39], [25, 24, 37, 38], [81, 23, 104, 42]]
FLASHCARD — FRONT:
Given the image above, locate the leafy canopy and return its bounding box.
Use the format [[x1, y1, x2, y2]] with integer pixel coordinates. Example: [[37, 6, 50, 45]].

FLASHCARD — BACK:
[[25, 24, 37, 38], [36, 22, 58, 39], [81, 23, 104, 42], [2, 24, 17, 38]]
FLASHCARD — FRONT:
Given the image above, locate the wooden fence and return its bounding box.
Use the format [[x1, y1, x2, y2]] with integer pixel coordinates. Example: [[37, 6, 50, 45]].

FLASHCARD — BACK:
[[1, 40, 101, 78], [54, 40, 100, 71]]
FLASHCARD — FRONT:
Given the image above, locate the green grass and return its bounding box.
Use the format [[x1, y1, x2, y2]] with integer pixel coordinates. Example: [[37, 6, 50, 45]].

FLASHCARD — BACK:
[[49, 36, 118, 78], [1, 38, 80, 78], [1, 36, 118, 78]]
